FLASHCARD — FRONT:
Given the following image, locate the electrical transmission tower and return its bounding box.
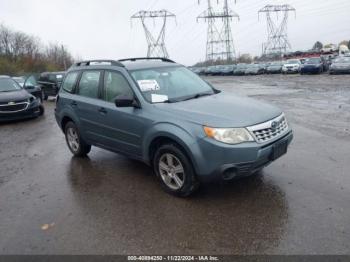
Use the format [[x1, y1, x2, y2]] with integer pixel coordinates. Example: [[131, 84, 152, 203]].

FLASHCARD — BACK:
[[197, 0, 239, 63], [258, 4, 296, 56], [131, 10, 176, 58]]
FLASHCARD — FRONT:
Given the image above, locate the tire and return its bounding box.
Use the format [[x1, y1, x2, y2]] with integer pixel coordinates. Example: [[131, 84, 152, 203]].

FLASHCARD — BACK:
[[153, 143, 199, 197], [64, 121, 91, 157], [39, 105, 44, 116]]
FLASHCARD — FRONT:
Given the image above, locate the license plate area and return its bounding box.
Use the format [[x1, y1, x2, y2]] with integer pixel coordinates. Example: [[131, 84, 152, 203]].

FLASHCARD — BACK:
[[271, 140, 288, 160]]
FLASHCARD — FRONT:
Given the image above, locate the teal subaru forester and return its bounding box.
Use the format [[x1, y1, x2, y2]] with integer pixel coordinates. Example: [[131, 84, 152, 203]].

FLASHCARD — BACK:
[[55, 58, 293, 197]]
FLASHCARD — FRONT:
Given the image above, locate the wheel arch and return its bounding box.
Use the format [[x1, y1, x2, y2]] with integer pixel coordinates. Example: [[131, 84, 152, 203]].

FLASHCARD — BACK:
[[143, 124, 201, 173]]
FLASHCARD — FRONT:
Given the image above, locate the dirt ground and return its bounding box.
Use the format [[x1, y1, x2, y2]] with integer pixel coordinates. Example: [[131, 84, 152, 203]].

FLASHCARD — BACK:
[[0, 74, 349, 255]]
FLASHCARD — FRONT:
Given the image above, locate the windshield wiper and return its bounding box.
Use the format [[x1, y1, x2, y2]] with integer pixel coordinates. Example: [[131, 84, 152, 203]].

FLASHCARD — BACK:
[[181, 92, 213, 102]]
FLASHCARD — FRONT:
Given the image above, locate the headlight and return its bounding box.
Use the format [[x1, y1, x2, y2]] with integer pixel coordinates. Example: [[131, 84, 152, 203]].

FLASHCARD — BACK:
[[204, 127, 255, 145], [28, 96, 38, 103]]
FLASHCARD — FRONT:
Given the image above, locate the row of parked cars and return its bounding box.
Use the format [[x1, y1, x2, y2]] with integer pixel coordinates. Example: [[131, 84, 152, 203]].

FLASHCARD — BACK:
[[12, 71, 65, 100], [0, 71, 65, 122], [190, 56, 350, 76]]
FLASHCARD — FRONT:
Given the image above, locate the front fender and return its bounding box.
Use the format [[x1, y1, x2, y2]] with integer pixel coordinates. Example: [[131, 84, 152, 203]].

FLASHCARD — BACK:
[[56, 107, 81, 133], [142, 122, 203, 173]]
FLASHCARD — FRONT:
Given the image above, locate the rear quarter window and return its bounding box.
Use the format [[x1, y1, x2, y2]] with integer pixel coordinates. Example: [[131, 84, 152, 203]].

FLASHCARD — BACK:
[[62, 72, 79, 93]]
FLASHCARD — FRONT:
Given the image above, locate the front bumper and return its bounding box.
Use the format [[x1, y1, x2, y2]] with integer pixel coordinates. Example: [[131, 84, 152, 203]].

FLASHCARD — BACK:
[[301, 67, 321, 73], [330, 68, 350, 74], [283, 68, 299, 73], [0, 101, 42, 122], [267, 69, 281, 74], [195, 130, 294, 182]]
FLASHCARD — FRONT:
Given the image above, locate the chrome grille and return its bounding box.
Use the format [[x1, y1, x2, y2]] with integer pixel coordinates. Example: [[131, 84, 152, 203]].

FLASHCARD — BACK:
[[247, 114, 289, 143], [0, 102, 29, 113]]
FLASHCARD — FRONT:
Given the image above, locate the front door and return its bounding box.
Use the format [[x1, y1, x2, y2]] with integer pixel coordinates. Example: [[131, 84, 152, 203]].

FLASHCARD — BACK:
[[93, 70, 148, 157]]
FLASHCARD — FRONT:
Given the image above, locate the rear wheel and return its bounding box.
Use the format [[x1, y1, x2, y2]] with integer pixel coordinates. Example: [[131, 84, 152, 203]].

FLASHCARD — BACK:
[[64, 121, 91, 157], [153, 144, 199, 197]]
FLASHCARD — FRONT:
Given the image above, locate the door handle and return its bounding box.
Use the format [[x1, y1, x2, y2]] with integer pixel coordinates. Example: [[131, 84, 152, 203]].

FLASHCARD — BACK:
[[71, 101, 78, 107], [98, 107, 107, 115]]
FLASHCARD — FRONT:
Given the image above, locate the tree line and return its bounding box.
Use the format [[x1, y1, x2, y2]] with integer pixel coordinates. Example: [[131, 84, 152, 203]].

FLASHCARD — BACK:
[[0, 24, 75, 76]]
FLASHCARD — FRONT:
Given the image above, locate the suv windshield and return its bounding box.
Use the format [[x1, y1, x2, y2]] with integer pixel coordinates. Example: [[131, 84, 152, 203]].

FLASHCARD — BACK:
[[270, 62, 282, 66], [131, 66, 215, 103], [306, 58, 321, 64], [0, 78, 22, 92], [236, 64, 247, 69], [287, 60, 300, 64], [335, 57, 350, 63]]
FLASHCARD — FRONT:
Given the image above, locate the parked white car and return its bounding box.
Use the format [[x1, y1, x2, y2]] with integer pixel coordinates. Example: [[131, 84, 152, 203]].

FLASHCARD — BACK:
[[282, 59, 301, 74]]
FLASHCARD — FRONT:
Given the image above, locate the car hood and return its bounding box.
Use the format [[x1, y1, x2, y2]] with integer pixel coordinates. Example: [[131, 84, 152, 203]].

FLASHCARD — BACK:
[[0, 89, 31, 103], [304, 63, 320, 67], [332, 63, 350, 67], [155, 92, 282, 127], [284, 64, 299, 67]]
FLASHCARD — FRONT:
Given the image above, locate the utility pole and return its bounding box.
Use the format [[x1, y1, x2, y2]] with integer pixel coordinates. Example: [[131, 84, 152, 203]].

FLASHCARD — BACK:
[[258, 4, 296, 57], [197, 0, 239, 64], [61, 45, 67, 70], [131, 10, 176, 58]]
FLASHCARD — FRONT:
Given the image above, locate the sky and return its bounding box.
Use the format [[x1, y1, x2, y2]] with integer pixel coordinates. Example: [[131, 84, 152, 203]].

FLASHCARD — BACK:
[[0, 0, 350, 66]]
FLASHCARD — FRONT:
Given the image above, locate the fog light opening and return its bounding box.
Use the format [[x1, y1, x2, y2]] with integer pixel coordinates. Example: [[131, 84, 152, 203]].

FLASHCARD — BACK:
[[222, 167, 237, 181]]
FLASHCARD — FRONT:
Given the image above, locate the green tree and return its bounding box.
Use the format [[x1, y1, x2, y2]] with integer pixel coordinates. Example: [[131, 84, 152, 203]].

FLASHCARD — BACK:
[[0, 23, 74, 75], [312, 41, 323, 51]]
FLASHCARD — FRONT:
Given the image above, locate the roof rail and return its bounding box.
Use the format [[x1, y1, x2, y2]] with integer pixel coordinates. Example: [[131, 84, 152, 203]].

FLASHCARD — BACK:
[[118, 57, 176, 63], [73, 60, 125, 67]]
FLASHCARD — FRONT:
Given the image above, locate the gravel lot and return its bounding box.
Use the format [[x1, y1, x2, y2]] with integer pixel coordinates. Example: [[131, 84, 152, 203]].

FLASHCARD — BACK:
[[0, 74, 349, 255]]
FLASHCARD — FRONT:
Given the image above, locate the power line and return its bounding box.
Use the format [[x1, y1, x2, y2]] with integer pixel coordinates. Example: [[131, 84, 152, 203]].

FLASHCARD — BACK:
[[197, 0, 239, 63], [258, 4, 296, 57], [131, 10, 176, 58]]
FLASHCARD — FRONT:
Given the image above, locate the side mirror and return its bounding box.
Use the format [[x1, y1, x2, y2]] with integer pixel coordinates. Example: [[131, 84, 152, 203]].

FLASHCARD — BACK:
[[115, 95, 140, 108]]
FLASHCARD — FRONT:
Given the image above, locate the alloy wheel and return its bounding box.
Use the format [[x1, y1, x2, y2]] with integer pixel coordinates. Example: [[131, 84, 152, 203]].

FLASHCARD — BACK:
[[67, 127, 80, 153], [158, 153, 185, 190]]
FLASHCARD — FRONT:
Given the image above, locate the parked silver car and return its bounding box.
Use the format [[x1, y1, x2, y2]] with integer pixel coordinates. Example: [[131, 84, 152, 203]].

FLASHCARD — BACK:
[[282, 59, 301, 74], [329, 57, 350, 74]]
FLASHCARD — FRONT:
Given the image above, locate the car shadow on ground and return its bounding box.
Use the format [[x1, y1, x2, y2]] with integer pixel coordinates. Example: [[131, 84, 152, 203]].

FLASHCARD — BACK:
[[64, 155, 289, 254]]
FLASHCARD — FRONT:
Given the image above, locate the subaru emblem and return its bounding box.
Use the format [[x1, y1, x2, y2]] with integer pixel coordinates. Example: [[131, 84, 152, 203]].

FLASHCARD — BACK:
[[271, 121, 278, 131]]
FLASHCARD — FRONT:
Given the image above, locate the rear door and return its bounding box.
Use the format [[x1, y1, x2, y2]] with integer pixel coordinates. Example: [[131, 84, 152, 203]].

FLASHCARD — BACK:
[[73, 70, 106, 144]]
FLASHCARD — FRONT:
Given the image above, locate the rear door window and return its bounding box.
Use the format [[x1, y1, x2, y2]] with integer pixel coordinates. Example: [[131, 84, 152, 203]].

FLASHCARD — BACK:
[[77, 71, 101, 99], [62, 72, 79, 93]]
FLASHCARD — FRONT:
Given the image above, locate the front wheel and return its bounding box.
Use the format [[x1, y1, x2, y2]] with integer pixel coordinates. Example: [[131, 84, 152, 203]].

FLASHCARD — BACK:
[[153, 144, 199, 197], [38, 105, 44, 116], [64, 121, 91, 157]]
